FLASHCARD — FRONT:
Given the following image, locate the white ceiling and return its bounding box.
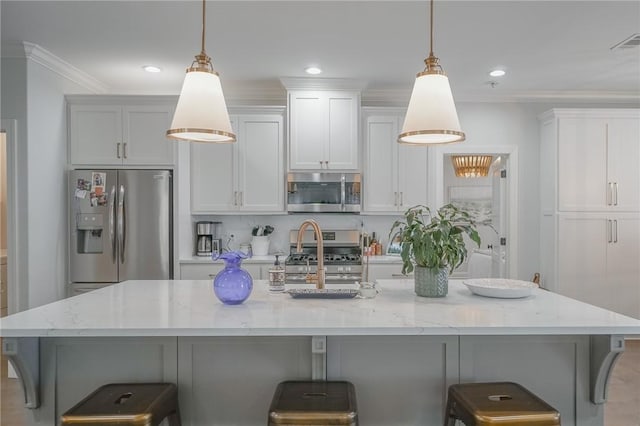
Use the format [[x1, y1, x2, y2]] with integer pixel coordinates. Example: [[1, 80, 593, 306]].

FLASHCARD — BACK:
[[1, 1, 639, 102]]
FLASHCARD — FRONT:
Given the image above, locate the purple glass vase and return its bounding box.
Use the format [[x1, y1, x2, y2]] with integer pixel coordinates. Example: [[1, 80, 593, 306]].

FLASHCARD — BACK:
[[212, 251, 253, 305]]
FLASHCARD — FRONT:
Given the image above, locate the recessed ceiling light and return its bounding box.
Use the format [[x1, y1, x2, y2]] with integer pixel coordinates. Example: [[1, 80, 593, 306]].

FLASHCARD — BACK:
[[489, 69, 506, 77], [305, 66, 322, 75], [143, 65, 162, 73]]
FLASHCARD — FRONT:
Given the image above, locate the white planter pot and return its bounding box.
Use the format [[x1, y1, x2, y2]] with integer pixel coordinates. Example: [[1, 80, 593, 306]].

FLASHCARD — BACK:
[[251, 236, 270, 256]]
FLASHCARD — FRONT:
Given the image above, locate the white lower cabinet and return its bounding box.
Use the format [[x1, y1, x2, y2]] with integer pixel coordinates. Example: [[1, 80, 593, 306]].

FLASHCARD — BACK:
[[180, 263, 263, 280], [327, 335, 458, 425], [191, 110, 285, 213], [39, 335, 597, 426], [459, 335, 592, 426], [41, 337, 177, 421], [367, 262, 406, 282], [363, 111, 428, 213], [178, 337, 312, 425], [557, 213, 640, 318]]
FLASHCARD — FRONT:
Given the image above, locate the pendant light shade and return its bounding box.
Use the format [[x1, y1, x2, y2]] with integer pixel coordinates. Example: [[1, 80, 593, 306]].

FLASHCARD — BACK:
[[168, 69, 235, 143], [398, 0, 465, 145], [451, 155, 493, 178], [166, 0, 236, 143]]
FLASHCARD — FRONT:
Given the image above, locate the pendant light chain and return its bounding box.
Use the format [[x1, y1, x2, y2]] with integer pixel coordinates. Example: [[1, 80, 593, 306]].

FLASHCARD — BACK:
[[429, 0, 434, 58], [201, 0, 206, 56]]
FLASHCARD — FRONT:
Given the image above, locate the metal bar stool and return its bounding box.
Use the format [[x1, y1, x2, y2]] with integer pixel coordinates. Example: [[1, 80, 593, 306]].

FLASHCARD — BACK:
[[61, 383, 181, 426], [444, 382, 560, 426], [268, 380, 358, 425]]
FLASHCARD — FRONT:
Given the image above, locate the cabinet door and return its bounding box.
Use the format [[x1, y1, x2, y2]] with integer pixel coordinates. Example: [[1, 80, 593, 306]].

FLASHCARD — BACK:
[[123, 105, 175, 165], [237, 115, 284, 212], [557, 215, 608, 307], [326, 92, 359, 170], [180, 263, 262, 280], [190, 119, 237, 213], [363, 116, 399, 212], [606, 216, 640, 318], [69, 104, 122, 165], [398, 144, 428, 209], [557, 118, 608, 211], [367, 263, 406, 282], [289, 92, 325, 170], [608, 118, 640, 212]]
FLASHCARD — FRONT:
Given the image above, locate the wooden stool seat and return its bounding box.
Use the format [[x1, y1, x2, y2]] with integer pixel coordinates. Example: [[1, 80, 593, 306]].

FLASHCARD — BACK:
[[268, 380, 358, 425], [61, 383, 181, 426], [445, 382, 560, 426]]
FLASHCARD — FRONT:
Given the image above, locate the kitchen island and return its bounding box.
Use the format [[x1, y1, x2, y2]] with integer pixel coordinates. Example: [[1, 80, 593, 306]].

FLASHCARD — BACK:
[[2, 279, 639, 425]]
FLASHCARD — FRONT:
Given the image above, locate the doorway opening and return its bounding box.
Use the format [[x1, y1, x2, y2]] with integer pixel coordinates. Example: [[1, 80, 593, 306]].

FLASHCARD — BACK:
[[443, 154, 509, 278], [434, 145, 518, 279]]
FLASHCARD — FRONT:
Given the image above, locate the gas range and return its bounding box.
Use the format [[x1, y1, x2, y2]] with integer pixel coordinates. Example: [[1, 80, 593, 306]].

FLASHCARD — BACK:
[[285, 229, 363, 284]]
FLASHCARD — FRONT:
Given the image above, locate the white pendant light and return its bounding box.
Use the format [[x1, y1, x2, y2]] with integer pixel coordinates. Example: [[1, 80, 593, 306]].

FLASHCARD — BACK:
[[399, 0, 465, 145], [167, 0, 235, 143]]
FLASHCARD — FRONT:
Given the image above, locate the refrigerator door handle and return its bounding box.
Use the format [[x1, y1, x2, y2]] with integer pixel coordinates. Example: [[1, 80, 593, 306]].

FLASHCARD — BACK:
[[118, 184, 126, 264], [109, 185, 116, 263]]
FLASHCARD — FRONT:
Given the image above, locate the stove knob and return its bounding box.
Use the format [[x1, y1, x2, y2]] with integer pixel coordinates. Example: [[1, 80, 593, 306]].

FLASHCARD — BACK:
[[298, 266, 305, 273], [346, 266, 352, 273], [337, 266, 344, 273]]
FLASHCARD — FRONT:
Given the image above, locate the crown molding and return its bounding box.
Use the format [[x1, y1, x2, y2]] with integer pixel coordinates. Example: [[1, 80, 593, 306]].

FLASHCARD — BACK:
[[5, 42, 109, 94], [279, 77, 367, 92], [224, 85, 286, 105]]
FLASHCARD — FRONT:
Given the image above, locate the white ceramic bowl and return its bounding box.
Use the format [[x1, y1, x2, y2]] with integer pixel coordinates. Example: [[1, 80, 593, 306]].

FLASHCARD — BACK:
[[462, 279, 538, 299]]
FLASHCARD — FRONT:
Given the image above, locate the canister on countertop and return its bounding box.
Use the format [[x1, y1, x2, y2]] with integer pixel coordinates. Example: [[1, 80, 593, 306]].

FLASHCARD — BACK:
[[268, 255, 285, 292]]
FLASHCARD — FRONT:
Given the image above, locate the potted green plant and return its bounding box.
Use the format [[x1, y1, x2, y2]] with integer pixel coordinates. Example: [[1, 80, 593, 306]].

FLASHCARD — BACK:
[[251, 225, 274, 256], [390, 204, 480, 297]]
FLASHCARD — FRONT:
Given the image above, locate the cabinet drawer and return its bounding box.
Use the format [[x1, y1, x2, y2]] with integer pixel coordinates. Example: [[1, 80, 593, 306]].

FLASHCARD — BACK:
[[180, 264, 263, 280]]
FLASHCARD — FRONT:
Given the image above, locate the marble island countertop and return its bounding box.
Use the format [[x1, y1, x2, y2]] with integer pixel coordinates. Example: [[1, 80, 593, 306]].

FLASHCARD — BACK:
[[2, 279, 640, 338]]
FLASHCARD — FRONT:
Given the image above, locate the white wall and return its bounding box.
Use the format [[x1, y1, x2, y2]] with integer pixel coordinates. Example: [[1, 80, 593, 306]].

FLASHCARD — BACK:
[[1, 57, 30, 311], [25, 60, 89, 306], [1, 53, 92, 309]]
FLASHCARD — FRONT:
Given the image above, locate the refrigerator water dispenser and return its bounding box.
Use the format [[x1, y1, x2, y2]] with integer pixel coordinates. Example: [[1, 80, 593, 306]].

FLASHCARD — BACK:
[[76, 214, 104, 254]]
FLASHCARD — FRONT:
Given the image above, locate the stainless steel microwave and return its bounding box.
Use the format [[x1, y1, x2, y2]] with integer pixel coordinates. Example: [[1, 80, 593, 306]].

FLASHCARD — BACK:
[[287, 172, 361, 213]]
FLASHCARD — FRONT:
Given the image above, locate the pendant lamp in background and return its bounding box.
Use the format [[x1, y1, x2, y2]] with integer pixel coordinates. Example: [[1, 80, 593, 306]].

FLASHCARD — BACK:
[[166, 0, 236, 143], [451, 155, 493, 178], [398, 0, 465, 145]]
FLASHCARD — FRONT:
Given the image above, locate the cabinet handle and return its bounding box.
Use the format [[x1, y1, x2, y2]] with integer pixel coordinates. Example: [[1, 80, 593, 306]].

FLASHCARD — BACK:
[[233, 191, 238, 206], [607, 182, 613, 205], [208, 274, 217, 279], [123, 143, 128, 159], [319, 160, 323, 168], [394, 191, 398, 206], [607, 220, 612, 243], [614, 219, 618, 243], [400, 192, 404, 206], [324, 161, 329, 168], [239, 191, 243, 206], [117, 142, 121, 159], [614, 182, 618, 206]]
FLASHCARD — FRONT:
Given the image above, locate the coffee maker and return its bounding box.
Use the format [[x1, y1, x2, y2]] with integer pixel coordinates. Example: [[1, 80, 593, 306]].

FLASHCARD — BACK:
[[195, 221, 221, 256]]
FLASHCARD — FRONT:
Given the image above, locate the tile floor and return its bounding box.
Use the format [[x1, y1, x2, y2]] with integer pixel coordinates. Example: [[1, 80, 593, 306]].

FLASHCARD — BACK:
[[1, 340, 639, 425]]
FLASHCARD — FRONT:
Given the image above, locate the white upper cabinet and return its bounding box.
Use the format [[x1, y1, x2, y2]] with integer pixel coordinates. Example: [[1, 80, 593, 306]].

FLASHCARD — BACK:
[[288, 90, 359, 170], [191, 111, 285, 214], [545, 110, 640, 212], [68, 97, 176, 166], [363, 111, 428, 213]]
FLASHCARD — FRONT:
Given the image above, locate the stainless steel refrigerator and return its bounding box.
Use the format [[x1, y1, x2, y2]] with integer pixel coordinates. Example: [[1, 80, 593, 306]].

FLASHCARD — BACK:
[[69, 169, 173, 294]]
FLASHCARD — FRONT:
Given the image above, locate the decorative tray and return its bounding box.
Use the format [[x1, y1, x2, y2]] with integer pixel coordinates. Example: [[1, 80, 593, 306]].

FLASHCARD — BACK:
[[286, 289, 360, 299], [462, 279, 538, 299]]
